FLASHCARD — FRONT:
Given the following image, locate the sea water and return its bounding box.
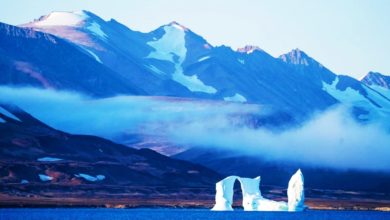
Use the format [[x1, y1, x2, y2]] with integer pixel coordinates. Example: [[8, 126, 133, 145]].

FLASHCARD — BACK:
[[0, 208, 389, 220]]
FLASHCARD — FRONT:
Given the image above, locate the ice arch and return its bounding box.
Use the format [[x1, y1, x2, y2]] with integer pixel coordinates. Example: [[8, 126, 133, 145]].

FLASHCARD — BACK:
[[211, 169, 305, 211]]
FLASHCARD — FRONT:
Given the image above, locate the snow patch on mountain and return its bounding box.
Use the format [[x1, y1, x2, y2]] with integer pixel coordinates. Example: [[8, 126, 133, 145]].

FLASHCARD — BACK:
[[237, 45, 263, 54], [322, 77, 364, 103], [147, 25, 186, 62], [33, 11, 88, 27], [75, 173, 105, 182], [147, 65, 165, 75], [147, 25, 217, 94], [39, 174, 53, 181], [83, 48, 102, 63], [364, 85, 390, 109], [171, 22, 186, 31], [369, 85, 390, 99], [198, 56, 210, 62], [87, 22, 107, 39], [37, 157, 63, 162], [0, 107, 21, 121], [174, 73, 217, 94], [322, 77, 390, 121], [224, 93, 247, 103]]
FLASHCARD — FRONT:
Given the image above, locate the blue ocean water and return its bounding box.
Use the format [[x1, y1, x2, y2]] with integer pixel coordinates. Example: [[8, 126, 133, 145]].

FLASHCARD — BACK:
[[0, 208, 389, 220]]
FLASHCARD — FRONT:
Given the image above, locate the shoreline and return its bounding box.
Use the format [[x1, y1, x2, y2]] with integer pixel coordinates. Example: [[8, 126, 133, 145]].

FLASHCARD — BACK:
[[1, 196, 389, 211]]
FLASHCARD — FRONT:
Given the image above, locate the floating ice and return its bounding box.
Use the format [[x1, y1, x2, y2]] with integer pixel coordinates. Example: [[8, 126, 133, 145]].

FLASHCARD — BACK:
[[288, 169, 305, 211], [211, 176, 238, 211], [212, 169, 305, 211]]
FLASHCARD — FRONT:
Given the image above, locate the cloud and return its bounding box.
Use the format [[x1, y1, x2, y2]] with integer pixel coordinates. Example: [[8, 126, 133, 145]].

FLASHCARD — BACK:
[[1, 86, 389, 172], [168, 106, 390, 171], [0, 86, 261, 137]]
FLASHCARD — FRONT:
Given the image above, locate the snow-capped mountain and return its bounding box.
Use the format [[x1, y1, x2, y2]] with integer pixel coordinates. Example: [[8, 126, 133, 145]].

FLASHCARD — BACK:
[[361, 71, 390, 89], [0, 10, 387, 123], [279, 49, 390, 122], [23, 11, 196, 97], [0, 21, 143, 96]]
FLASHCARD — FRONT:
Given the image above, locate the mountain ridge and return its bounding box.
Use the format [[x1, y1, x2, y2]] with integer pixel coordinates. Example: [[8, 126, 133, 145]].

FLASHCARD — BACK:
[[1, 10, 389, 123]]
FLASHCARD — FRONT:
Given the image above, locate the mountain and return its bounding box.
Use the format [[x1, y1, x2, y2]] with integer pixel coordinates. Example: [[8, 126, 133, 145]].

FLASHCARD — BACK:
[[0, 22, 143, 97], [279, 49, 390, 122], [22, 11, 196, 98], [361, 72, 390, 89], [0, 104, 220, 206], [361, 71, 390, 99], [20, 10, 390, 122]]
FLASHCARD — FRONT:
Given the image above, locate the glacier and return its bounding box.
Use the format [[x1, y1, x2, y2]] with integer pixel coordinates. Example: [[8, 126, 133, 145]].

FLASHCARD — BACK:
[[212, 169, 305, 211]]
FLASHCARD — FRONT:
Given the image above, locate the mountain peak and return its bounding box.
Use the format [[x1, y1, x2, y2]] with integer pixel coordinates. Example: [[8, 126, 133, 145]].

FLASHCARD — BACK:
[[25, 10, 105, 28], [361, 71, 390, 89], [236, 45, 264, 54], [279, 48, 322, 67], [166, 21, 188, 31], [28, 10, 89, 27]]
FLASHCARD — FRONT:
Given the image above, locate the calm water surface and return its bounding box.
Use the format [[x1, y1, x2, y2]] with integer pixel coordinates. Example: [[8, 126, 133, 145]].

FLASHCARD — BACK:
[[0, 208, 389, 220]]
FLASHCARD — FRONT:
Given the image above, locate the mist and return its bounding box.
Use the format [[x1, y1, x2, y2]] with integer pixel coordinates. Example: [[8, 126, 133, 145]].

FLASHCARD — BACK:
[[1, 86, 389, 172]]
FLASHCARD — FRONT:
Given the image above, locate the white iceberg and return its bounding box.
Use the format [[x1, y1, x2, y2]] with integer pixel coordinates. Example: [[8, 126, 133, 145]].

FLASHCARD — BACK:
[[288, 169, 305, 211], [211, 169, 305, 211], [211, 176, 238, 211]]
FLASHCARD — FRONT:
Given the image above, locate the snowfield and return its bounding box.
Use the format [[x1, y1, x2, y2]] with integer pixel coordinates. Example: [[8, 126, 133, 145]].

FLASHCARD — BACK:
[[147, 24, 217, 94]]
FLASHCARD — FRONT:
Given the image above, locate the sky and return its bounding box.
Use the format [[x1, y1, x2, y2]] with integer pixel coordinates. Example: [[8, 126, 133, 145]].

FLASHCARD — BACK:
[[1, 0, 389, 78]]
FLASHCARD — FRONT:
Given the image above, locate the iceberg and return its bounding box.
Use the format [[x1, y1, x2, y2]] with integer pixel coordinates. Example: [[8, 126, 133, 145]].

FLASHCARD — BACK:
[[211, 169, 305, 211], [288, 169, 305, 211], [211, 176, 238, 211]]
